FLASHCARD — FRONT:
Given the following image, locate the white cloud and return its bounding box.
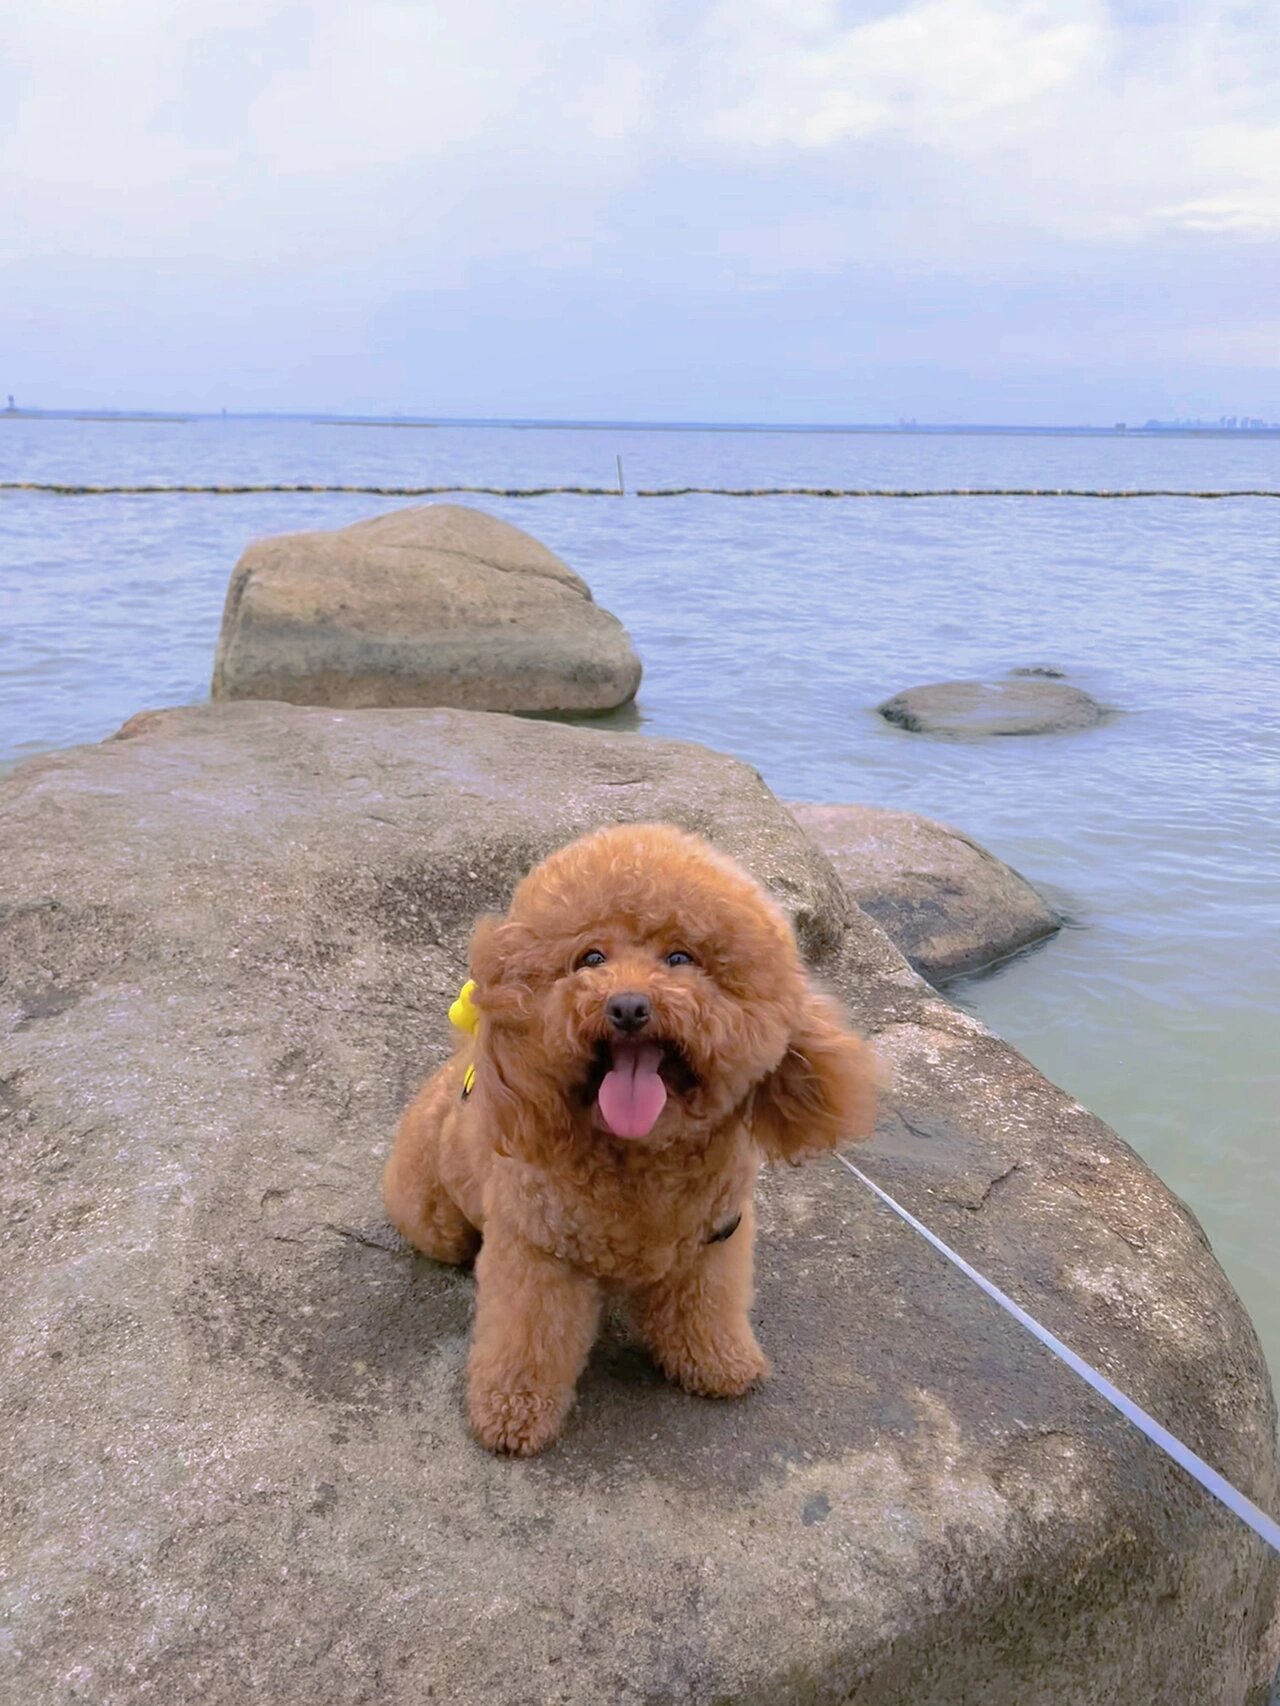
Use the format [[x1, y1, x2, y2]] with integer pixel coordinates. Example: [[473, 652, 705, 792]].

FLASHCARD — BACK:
[[1155, 121, 1280, 234], [689, 0, 1280, 243], [0, 0, 663, 262], [4, 0, 1279, 265], [242, 1, 659, 177], [698, 0, 1103, 149]]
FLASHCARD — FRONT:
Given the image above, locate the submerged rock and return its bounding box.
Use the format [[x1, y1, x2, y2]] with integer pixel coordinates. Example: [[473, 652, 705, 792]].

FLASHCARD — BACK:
[[1, 702, 1276, 1705], [789, 801, 1061, 981], [877, 675, 1105, 737], [210, 502, 642, 713]]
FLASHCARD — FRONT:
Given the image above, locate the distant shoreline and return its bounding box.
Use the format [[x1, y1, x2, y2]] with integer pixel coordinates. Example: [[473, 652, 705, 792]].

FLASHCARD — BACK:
[[3, 411, 196, 424], [2, 408, 1278, 440]]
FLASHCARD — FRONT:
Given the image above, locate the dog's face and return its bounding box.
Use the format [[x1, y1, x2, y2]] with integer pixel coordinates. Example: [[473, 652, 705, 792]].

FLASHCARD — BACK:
[[469, 823, 874, 1161]]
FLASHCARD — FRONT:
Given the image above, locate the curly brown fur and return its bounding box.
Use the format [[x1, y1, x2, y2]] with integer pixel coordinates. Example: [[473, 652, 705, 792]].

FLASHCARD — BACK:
[[383, 822, 876, 1456]]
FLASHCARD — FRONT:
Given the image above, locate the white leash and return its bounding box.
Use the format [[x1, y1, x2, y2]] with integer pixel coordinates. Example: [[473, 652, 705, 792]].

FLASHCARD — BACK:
[[835, 1153, 1280, 1557]]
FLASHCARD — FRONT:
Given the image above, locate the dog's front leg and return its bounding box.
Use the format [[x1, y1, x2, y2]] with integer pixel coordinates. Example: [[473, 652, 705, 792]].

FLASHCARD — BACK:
[[633, 1202, 769, 1398], [467, 1229, 601, 1456]]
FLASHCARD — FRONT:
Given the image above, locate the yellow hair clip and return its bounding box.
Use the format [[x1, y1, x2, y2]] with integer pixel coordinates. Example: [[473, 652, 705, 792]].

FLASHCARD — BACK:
[[451, 981, 480, 1098], [449, 980, 481, 1036]]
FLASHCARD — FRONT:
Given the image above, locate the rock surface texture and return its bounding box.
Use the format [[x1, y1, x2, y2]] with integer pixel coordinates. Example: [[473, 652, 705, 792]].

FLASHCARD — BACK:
[[876, 676, 1105, 737], [2, 702, 1277, 1706], [210, 502, 642, 712], [788, 802, 1061, 982]]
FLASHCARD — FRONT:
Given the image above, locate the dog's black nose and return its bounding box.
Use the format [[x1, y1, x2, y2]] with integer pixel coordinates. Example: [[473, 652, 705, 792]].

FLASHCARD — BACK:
[[607, 992, 651, 1034]]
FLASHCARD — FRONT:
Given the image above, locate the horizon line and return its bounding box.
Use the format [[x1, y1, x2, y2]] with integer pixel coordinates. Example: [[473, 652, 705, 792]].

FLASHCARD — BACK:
[[3, 405, 1279, 439]]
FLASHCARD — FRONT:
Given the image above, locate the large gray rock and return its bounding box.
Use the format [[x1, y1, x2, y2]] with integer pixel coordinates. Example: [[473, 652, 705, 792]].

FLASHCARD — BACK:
[[210, 502, 642, 712], [877, 676, 1105, 737], [1, 703, 1277, 1706], [789, 802, 1061, 982]]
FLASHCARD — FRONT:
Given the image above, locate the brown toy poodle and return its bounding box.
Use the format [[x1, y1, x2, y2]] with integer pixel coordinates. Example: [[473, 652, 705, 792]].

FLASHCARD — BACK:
[[383, 822, 876, 1456]]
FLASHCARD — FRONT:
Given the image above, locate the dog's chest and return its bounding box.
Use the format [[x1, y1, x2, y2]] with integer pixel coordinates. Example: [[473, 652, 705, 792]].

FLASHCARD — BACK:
[[515, 1157, 749, 1285]]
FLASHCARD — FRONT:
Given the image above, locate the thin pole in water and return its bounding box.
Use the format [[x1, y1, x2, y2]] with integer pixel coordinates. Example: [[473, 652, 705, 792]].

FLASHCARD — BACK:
[[616, 455, 625, 496]]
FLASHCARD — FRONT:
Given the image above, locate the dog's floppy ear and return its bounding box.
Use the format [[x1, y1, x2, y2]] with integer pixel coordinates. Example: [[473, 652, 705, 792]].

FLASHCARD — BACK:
[[467, 913, 562, 1164], [751, 987, 876, 1164], [468, 913, 514, 986], [468, 914, 539, 1020]]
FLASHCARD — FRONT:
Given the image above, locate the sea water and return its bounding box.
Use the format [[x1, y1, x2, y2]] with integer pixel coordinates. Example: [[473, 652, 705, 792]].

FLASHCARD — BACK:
[[2, 415, 1277, 1384]]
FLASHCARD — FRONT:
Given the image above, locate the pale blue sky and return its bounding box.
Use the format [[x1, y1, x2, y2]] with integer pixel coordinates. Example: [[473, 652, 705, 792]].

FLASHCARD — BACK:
[[3, 1, 1277, 423]]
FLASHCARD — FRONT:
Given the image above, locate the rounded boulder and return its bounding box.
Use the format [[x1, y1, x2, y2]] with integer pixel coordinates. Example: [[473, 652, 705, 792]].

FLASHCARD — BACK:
[[789, 801, 1061, 982], [210, 502, 642, 713], [1, 703, 1276, 1705], [877, 676, 1105, 737]]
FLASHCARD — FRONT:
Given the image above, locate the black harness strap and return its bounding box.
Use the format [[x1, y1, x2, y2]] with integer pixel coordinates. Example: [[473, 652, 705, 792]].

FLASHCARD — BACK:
[[705, 1212, 742, 1246]]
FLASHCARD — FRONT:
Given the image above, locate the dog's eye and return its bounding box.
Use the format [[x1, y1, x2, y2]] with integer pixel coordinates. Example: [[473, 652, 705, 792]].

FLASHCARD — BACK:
[[665, 949, 695, 967], [578, 948, 608, 969]]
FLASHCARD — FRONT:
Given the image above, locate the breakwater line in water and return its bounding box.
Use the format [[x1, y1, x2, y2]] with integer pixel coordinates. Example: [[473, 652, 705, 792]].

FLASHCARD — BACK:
[[4, 481, 1280, 500]]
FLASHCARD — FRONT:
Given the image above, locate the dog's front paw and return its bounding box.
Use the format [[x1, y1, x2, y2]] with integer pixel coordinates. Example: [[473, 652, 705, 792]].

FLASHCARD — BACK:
[[468, 1383, 570, 1456], [660, 1333, 770, 1399]]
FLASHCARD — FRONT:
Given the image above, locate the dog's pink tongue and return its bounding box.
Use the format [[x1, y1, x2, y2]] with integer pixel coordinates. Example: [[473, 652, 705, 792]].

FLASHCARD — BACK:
[[598, 1042, 667, 1139]]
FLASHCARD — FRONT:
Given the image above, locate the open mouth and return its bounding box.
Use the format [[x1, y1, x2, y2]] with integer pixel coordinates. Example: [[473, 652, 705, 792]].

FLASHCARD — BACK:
[[580, 1037, 699, 1140]]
